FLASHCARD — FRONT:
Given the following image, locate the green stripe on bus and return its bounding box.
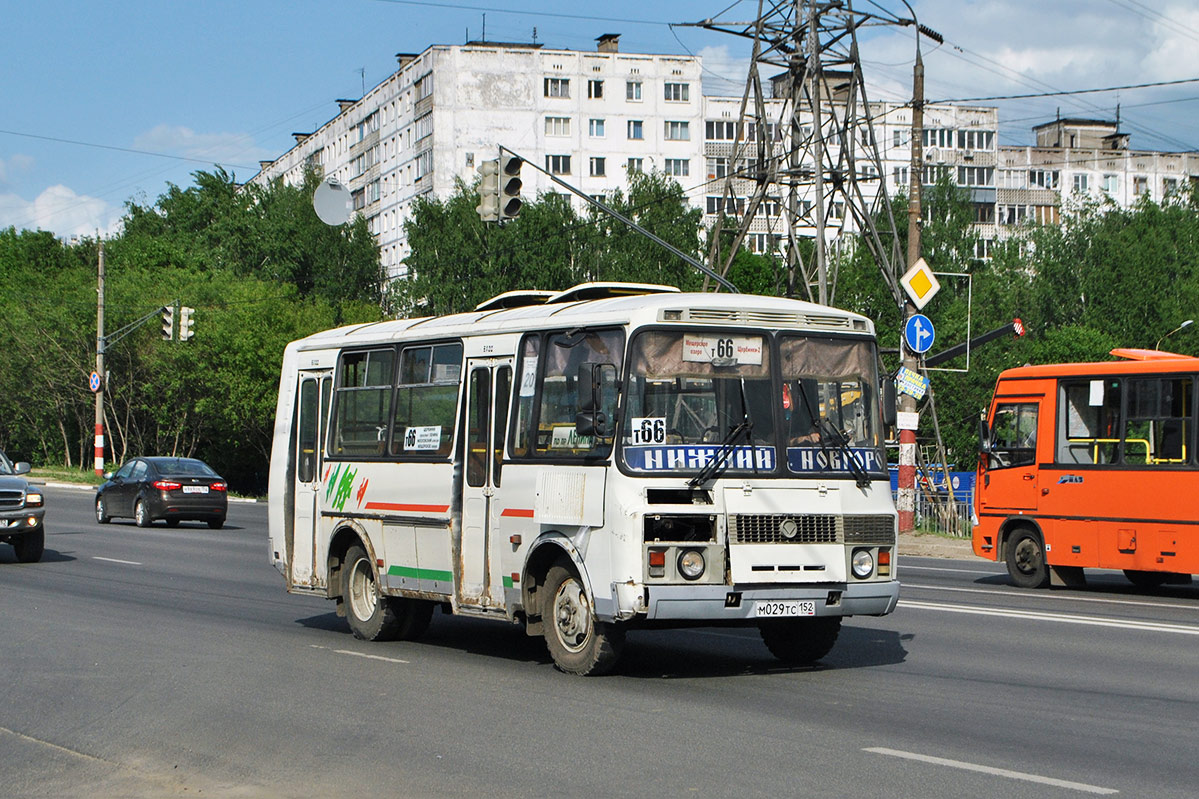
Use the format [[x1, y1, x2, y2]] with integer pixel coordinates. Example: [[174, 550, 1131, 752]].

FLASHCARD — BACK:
[[386, 564, 454, 582], [502, 575, 514, 588]]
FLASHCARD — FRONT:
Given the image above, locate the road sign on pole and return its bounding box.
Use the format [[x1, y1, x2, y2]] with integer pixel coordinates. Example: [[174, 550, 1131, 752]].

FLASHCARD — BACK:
[[900, 258, 941, 310], [904, 313, 935, 354]]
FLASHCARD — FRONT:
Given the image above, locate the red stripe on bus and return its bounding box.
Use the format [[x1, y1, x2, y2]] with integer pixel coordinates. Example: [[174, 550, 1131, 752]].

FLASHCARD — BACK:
[[364, 502, 450, 513], [501, 508, 535, 518]]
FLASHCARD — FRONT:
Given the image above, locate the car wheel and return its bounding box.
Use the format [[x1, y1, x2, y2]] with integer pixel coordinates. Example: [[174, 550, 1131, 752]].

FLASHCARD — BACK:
[[758, 617, 842, 665], [134, 498, 152, 528], [13, 527, 45, 564], [342, 544, 400, 641], [95, 496, 111, 524], [165, 518, 180, 528], [542, 564, 624, 675], [207, 518, 225, 530]]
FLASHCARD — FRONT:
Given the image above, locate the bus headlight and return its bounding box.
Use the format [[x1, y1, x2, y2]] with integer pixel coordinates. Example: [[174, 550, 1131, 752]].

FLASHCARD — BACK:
[[678, 549, 706, 581], [851, 549, 875, 579]]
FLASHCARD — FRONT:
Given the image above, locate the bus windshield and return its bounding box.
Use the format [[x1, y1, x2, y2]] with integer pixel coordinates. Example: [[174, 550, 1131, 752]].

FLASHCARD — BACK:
[[621, 330, 885, 478]]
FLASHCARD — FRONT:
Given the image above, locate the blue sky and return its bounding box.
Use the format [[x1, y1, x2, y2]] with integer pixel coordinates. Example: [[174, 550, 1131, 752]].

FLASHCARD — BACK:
[[2, 0, 1196, 239]]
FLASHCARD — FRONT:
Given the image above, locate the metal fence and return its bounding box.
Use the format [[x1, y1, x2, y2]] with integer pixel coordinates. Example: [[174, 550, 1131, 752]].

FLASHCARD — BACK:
[[913, 491, 973, 537]]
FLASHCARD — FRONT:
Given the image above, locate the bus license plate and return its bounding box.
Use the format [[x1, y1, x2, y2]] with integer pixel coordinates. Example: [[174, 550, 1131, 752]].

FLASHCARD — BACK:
[[755, 600, 816, 618], [183, 486, 209, 494]]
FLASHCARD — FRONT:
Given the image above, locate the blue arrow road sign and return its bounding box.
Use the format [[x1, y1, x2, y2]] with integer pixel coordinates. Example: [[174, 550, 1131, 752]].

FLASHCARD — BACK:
[[905, 313, 935, 354]]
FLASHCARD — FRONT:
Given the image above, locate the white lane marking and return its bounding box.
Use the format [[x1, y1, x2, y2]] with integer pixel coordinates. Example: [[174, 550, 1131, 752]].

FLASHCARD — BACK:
[[902, 564, 1004, 575], [904, 582, 1199, 612], [864, 747, 1119, 795], [92, 556, 142, 566], [899, 599, 1199, 635], [309, 644, 408, 664]]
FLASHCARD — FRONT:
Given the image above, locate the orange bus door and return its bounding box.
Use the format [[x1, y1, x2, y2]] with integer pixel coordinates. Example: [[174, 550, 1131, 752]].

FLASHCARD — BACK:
[[979, 400, 1041, 514]]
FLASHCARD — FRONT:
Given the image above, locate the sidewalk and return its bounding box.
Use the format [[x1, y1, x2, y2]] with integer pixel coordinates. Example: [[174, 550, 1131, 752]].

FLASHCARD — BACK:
[[898, 531, 974, 559]]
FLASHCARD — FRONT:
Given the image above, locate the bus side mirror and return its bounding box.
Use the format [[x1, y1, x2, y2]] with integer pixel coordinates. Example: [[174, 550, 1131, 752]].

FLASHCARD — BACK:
[[881, 379, 897, 429], [576, 362, 616, 437], [978, 418, 991, 454]]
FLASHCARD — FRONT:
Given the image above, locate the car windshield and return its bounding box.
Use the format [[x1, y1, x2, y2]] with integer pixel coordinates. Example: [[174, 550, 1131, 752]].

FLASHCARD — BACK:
[[153, 458, 217, 477]]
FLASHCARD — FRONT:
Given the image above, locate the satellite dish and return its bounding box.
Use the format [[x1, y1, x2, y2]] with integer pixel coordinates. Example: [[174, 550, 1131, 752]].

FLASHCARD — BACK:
[[313, 177, 352, 225]]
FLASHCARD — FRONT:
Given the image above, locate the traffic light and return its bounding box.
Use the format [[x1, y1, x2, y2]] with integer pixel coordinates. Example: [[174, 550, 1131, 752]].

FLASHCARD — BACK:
[[499, 155, 523, 220], [475, 159, 499, 222], [161, 305, 174, 340], [179, 306, 195, 341]]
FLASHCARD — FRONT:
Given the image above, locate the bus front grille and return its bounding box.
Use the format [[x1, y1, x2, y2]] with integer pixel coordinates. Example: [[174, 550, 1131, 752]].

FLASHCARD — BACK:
[[730, 514, 895, 545]]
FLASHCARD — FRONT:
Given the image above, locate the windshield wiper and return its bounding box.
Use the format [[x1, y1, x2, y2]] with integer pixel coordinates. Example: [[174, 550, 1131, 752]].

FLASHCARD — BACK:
[[688, 378, 755, 487], [818, 419, 872, 489]]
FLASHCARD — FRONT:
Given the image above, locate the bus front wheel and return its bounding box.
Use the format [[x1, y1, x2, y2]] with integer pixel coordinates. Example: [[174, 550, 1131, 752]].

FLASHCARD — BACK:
[[542, 564, 624, 676], [343, 544, 400, 641], [1005, 528, 1050, 588]]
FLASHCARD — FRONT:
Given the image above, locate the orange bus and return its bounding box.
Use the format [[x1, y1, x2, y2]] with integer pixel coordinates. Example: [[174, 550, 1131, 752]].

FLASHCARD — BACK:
[[973, 349, 1198, 589]]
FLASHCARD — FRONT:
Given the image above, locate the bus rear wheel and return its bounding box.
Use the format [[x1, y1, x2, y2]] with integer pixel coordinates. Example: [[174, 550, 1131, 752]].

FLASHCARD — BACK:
[[758, 616, 841, 665], [343, 544, 400, 641], [1005, 528, 1050, 588], [542, 564, 624, 676]]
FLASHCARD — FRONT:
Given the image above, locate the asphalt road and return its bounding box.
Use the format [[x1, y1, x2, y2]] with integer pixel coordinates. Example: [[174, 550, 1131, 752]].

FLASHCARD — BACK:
[[1, 485, 1196, 798]]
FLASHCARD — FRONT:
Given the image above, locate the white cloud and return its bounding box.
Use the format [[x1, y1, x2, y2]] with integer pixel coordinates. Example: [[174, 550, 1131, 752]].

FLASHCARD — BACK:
[[697, 45, 753, 97], [0, 185, 123, 239], [132, 124, 267, 168]]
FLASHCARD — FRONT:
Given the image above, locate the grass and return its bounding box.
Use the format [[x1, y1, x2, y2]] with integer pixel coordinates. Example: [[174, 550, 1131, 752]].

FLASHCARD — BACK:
[[29, 466, 104, 486]]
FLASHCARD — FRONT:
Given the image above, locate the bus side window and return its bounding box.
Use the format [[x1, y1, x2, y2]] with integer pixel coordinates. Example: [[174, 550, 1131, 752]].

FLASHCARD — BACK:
[[1125, 377, 1191, 466], [1058, 380, 1120, 465]]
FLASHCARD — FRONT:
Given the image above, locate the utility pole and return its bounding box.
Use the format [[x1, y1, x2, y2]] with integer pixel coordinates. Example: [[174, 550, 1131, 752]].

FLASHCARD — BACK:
[[897, 42, 925, 533], [94, 239, 106, 477]]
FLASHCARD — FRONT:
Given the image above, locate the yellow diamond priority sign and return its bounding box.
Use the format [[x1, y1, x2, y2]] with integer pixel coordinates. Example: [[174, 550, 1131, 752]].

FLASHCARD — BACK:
[[900, 258, 941, 310]]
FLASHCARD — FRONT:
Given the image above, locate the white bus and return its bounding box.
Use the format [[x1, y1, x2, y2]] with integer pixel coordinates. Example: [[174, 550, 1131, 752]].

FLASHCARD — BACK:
[[268, 283, 899, 675]]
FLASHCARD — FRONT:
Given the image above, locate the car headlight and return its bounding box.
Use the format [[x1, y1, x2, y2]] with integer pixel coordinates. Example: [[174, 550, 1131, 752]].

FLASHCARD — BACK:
[[851, 548, 875, 579], [25, 492, 43, 507], [677, 549, 706, 581]]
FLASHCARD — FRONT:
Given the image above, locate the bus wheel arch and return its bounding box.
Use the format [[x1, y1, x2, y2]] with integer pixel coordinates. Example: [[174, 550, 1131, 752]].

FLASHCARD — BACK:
[[327, 522, 373, 607], [1003, 523, 1050, 589], [521, 536, 585, 637]]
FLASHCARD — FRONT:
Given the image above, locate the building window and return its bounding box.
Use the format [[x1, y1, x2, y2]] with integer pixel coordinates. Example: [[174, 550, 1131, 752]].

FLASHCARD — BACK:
[[957, 166, 994, 187], [626, 158, 644, 173], [922, 165, 951, 184], [664, 158, 689, 177], [627, 120, 643, 140], [893, 166, 909, 188], [922, 128, 953, 148], [664, 82, 690, 102], [415, 73, 433, 100], [415, 149, 432, 179], [544, 77, 570, 98], [589, 157, 606, 177], [1029, 169, 1060, 189], [1000, 169, 1027, 190], [1073, 173, 1090, 192], [998, 204, 1030, 226], [974, 239, 994, 259], [761, 196, 782, 217], [546, 154, 571, 175], [626, 80, 642, 101], [366, 179, 380, 204], [974, 203, 995, 224], [664, 121, 690, 141], [545, 116, 571, 137], [706, 120, 737, 141], [588, 79, 604, 99], [957, 130, 995, 150], [707, 157, 729, 180], [1133, 176, 1149, 196], [1102, 174, 1118, 193], [892, 129, 909, 147], [589, 118, 605, 137], [1164, 177, 1179, 195], [352, 188, 365, 211]]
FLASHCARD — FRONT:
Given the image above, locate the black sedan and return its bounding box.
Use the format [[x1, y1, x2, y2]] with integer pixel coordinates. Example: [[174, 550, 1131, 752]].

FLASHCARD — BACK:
[[96, 457, 227, 529]]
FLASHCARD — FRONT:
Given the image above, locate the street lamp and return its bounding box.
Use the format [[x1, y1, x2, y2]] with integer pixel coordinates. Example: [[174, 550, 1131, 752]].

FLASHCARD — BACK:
[[1155, 319, 1193, 350]]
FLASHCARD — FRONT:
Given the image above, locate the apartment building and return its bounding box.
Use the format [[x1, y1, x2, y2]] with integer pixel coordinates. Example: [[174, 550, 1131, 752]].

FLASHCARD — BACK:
[[252, 37, 1196, 280]]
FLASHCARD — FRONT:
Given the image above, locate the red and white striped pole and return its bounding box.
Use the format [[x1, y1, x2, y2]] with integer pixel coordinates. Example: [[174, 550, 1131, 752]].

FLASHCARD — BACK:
[[94, 239, 106, 477]]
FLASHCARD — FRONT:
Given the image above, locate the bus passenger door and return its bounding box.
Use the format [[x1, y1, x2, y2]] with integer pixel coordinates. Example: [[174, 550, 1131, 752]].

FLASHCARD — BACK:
[[292, 371, 331, 588], [980, 401, 1041, 513], [458, 358, 513, 608]]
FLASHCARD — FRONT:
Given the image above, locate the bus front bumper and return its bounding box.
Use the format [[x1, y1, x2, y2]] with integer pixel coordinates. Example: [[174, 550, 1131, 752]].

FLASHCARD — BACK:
[[642, 580, 899, 621]]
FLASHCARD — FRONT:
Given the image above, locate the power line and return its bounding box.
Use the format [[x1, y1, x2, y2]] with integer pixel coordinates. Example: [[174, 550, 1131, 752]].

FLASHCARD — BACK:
[[933, 76, 1199, 105], [0, 128, 258, 170]]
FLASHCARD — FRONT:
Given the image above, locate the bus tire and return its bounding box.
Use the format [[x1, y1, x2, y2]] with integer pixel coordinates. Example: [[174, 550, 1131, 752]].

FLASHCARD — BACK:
[[758, 616, 841, 665], [386, 597, 434, 640], [1005, 527, 1049, 589], [343, 544, 400, 641], [13, 527, 45, 564], [542, 564, 624, 676], [1123, 569, 1169, 589]]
